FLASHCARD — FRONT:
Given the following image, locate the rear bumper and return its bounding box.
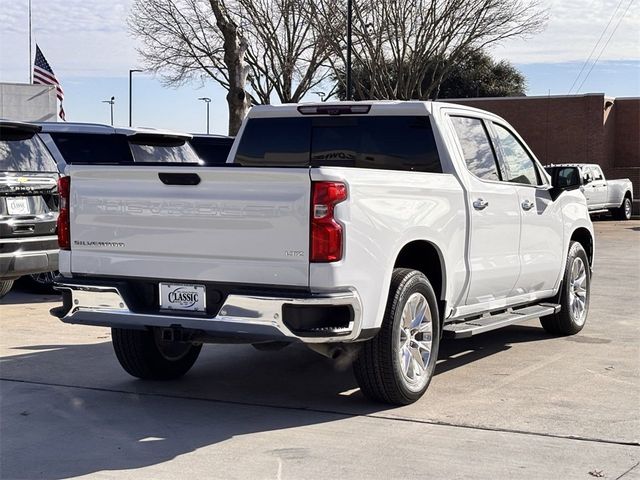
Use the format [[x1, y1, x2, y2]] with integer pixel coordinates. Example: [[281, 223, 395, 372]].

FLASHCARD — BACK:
[[52, 279, 364, 344], [0, 236, 59, 280]]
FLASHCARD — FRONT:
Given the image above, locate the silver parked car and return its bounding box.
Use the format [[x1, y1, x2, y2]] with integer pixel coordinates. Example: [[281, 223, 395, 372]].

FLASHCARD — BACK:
[[545, 163, 634, 220]]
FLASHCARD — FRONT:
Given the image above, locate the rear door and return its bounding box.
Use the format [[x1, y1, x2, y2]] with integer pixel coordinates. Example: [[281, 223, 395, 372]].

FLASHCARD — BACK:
[[69, 165, 311, 286]]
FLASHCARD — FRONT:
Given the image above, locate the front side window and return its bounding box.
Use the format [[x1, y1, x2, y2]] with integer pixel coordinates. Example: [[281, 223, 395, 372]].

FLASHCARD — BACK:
[[494, 124, 541, 186], [450, 116, 500, 181], [592, 166, 604, 180]]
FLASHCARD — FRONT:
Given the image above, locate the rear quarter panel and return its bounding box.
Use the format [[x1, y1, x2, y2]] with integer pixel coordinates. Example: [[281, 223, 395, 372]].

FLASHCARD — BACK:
[[606, 179, 634, 207], [309, 167, 466, 331]]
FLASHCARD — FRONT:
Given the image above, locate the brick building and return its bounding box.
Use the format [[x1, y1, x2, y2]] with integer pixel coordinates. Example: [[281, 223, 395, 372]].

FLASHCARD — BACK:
[[449, 93, 639, 209]]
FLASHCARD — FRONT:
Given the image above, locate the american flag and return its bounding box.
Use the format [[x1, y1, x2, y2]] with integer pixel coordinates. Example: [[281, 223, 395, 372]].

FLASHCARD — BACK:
[[33, 44, 66, 121]]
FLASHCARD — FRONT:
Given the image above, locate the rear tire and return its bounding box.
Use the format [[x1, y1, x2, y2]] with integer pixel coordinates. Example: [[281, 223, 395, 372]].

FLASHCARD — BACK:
[[611, 196, 632, 220], [353, 268, 440, 405], [0, 280, 14, 299], [540, 241, 590, 335], [112, 328, 202, 380], [22, 271, 59, 294]]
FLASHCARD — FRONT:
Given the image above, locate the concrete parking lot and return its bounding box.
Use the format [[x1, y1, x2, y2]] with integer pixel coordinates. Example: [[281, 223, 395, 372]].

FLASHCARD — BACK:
[[1, 220, 639, 479]]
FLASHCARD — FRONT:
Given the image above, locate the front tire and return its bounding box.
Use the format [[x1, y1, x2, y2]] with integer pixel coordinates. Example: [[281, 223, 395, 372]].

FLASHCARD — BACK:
[[353, 268, 440, 405], [540, 241, 590, 335], [112, 328, 202, 380], [611, 196, 632, 220]]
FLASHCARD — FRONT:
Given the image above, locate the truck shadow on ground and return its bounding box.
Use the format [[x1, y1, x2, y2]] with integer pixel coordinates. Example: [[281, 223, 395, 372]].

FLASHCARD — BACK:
[[1, 324, 551, 479], [0, 290, 59, 305]]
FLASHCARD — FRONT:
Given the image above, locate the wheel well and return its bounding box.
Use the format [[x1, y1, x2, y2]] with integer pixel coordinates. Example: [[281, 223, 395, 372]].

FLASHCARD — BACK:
[[394, 240, 445, 304], [570, 228, 594, 266]]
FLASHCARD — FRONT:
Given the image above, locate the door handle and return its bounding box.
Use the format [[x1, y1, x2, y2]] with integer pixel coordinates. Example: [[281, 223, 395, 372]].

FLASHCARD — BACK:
[[158, 172, 201, 186], [473, 198, 489, 210], [522, 199, 535, 211]]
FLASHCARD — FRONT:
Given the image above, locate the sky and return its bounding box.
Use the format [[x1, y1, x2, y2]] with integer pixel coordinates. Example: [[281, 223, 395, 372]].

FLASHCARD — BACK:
[[0, 0, 638, 135]]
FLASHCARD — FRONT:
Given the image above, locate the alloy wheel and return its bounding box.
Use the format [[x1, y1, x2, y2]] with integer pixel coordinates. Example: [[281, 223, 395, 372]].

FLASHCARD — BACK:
[[397, 292, 433, 391]]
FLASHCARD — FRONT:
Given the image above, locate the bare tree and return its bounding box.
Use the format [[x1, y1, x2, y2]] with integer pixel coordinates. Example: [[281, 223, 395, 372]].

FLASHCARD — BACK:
[[129, 0, 331, 134], [309, 0, 547, 100]]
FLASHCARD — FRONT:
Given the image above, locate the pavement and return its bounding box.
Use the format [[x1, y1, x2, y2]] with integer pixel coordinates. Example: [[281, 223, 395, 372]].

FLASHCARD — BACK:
[[1, 219, 639, 479]]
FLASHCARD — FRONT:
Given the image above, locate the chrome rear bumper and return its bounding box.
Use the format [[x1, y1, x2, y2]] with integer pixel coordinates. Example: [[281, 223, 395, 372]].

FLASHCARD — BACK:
[[53, 280, 363, 344]]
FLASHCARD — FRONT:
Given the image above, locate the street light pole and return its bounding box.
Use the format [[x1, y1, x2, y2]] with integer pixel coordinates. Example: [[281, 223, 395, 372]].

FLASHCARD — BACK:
[[346, 0, 353, 101], [102, 96, 115, 126], [129, 69, 142, 127], [198, 97, 211, 134]]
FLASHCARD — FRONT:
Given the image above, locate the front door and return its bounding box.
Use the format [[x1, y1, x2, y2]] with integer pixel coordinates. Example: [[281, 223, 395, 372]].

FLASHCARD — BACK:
[[491, 122, 564, 295], [588, 166, 608, 208]]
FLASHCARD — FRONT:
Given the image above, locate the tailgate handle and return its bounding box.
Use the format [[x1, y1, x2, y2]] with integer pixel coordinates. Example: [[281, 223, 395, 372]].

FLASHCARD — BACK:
[[12, 224, 35, 233], [158, 172, 201, 186]]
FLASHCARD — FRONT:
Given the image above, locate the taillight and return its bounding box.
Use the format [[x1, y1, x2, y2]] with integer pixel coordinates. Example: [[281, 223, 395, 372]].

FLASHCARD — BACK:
[[57, 176, 70, 250], [311, 181, 347, 262]]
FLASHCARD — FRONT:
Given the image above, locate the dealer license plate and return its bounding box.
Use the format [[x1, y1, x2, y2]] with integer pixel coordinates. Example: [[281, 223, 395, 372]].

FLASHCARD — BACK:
[[6, 197, 31, 215], [160, 283, 206, 312]]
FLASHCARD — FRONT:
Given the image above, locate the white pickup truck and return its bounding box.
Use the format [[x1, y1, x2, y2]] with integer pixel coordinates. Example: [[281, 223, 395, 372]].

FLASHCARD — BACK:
[[545, 163, 634, 220], [52, 101, 595, 405]]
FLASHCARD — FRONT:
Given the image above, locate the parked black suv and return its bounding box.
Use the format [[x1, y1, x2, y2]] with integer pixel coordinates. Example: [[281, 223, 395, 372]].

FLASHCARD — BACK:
[[0, 120, 60, 298]]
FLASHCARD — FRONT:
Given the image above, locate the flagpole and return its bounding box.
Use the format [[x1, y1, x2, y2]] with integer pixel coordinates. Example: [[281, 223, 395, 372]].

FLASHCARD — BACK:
[[28, 0, 32, 83]]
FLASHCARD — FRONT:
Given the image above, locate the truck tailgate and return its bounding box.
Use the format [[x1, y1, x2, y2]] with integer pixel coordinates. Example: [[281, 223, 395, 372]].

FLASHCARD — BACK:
[[69, 165, 311, 286]]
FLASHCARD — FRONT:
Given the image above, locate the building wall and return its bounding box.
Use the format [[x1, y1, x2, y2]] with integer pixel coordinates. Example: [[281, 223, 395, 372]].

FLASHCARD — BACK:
[[0, 82, 57, 122], [449, 94, 640, 207], [614, 98, 640, 168]]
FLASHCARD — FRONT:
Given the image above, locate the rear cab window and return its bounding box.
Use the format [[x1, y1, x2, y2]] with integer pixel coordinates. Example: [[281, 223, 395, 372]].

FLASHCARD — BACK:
[[49, 132, 133, 164], [234, 116, 442, 173], [48, 132, 201, 165], [129, 134, 202, 164]]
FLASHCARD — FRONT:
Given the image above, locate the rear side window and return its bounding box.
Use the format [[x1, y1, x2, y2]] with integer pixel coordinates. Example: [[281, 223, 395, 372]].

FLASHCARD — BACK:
[[0, 130, 58, 172], [49, 132, 133, 164], [450, 116, 499, 181], [235, 116, 442, 173]]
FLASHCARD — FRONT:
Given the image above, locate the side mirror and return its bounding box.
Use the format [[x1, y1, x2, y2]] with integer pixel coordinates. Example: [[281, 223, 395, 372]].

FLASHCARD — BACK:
[[582, 172, 593, 184], [547, 166, 582, 200]]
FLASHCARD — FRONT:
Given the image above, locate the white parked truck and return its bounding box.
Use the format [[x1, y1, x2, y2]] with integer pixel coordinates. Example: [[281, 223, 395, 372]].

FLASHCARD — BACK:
[[52, 102, 595, 405], [545, 163, 634, 220]]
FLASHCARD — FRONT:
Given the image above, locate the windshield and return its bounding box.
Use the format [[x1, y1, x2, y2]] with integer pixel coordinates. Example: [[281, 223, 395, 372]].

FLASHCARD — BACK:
[[129, 136, 202, 163], [0, 131, 58, 173]]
